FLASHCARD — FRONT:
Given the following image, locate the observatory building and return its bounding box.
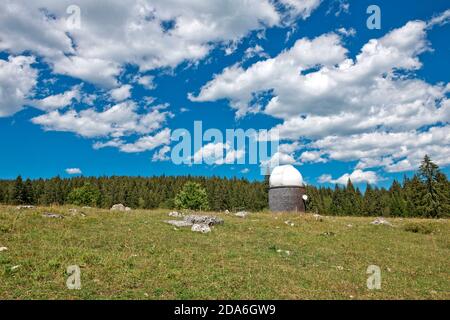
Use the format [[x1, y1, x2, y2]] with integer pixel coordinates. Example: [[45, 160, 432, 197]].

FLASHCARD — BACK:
[[269, 165, 307, 212]]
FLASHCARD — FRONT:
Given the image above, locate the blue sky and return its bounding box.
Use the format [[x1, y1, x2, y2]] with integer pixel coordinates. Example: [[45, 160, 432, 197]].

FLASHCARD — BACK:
[[0, 0, 449, 188]]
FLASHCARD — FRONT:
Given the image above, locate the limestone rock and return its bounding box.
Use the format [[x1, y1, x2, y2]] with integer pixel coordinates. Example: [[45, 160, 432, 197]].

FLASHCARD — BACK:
[[164, 220, 193, 228], [371, 217, 393, 226], [168, 211, 184, 218], [184, 215, 224, 226], [15, 205, 34, 210], [235, 211, 248, 218], [42, 213, 64, 219], [110, 204, 131, 211], [284, 220, 295, 227], [191, 224, 211, 233], [313, 214, 323, 221]]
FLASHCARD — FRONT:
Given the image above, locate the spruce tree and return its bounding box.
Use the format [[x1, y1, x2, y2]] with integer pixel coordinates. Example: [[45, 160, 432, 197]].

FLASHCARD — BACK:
[[418, 155, 447, 217], [13, 175, 25, 205], [389, 180, 407, 216]]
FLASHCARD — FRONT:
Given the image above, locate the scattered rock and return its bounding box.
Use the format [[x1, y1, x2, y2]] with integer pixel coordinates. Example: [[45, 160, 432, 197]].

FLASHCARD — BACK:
[[168, 211, 183, 218], [336, 265, 344, 271], [15, 205, 34, 210], [184, 215, 224, 226], [276, 249, 291, 256], [10, 265, 21, 271], [235, 211, 248, 218], [224, 210, 230, 214], [313, 214, 323, 221], [370, 217, 393, 227], [69, 209, 78, 213], [284, 220, 295, 227], [110, 203, 132, 212], [347, 224, 353, 228], [82, 206, 92, 209], [191, 224, 211, 233], [164, 220, 193, 228], [0, 247, 8, 252], [321, 231, 336, 237], [42, 213, 64, 219]]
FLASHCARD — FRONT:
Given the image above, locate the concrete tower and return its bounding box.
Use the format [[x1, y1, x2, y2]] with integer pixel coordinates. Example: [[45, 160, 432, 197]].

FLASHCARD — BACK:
[[269, 165, 306, 212]]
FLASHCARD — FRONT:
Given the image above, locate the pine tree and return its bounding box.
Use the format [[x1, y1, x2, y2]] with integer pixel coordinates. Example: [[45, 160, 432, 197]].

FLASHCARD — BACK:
[[418, 155, 447, 217], [389, 180, 407, 216], [23, 178, 34, 204], [343, 179, 362, 216], [13, 176, 25, 205]]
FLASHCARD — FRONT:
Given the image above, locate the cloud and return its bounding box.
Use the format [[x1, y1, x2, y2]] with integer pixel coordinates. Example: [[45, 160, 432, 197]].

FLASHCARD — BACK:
[[260, 151, 297, 170], [136, 75, 155, 90], [192, 14, 450, 172], [0, 55, 37, 117], [427, 9, 450, 28], [336, 27, 355, 37], [152, 145, 171, 162], [94, 128, 171, 153], [244, 45, 269, 60], [109, 84, 132, 102], [299, 150, 326, 163], [318, 169, 381, 185], [190, 33, 348, 117], [279, 0, 322, 20], [191, 142, 245, 165], [312, 125, 450, 172], [65, 168, 82, 175], [0, 0, 322, 87], [31, 101, 172, 138], [30, 86, 80, 111]]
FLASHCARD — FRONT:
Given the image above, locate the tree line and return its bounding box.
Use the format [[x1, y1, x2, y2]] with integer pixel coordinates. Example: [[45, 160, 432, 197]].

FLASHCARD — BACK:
[[306, 155, 449, 218], [0, 155, 448, 217]]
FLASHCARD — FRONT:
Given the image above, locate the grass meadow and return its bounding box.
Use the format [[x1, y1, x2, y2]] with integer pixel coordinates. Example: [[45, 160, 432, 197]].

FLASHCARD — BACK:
[[0, 205, 449, 300]]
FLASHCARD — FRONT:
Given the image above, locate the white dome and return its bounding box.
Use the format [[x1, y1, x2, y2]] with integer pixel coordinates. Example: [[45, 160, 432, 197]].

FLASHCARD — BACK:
[[269, 165, 304, 187]]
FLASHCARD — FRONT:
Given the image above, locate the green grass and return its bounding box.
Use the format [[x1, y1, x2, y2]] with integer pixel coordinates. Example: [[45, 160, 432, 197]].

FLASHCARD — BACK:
[[0, 205, 449, 300]]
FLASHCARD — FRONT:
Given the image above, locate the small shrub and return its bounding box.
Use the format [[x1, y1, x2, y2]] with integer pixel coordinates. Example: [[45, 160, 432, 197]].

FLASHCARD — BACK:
[[67, 183, 100, 207], [403, 222, 435, 235], [174, 182, 209, 211]]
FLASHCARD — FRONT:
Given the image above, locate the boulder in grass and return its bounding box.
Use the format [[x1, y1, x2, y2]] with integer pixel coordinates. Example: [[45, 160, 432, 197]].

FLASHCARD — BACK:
[[168, 211, 184, 218], [110, 204, 131, 212], [0, 247, 8, 252], [371, 217, 393, 227], [191, 224, 211, 233], [164, 220, 193, 228], [235, 211, 248, 218], [42, 213, 64, 219], [184, 215, 224, 226], [313, 214, 323, 221], [15, 205, 34, 210]]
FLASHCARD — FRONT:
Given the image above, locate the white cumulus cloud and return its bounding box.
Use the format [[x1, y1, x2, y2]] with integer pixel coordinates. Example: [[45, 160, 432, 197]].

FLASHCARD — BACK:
[[0, 55, 37, 117], [318, 169, 381, 185], [65, 168, 82, 175]]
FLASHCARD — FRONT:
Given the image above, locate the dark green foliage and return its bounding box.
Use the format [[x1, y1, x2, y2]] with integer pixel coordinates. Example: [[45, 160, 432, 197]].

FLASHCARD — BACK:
[[0, 155, 448, 217], [13, 176, 25, 204], [303, 155, 449, 218], [417, 155, 450, 218], [0, 175, 268, 211], [403, 222, 435, 235], [174, 182, 209, 211], [67, 183, 101, 207]]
